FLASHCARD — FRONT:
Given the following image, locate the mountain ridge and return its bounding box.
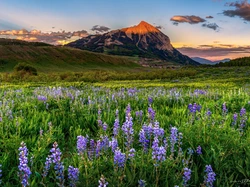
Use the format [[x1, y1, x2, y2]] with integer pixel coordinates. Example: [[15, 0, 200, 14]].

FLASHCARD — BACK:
[[67, 21, 199, 66]]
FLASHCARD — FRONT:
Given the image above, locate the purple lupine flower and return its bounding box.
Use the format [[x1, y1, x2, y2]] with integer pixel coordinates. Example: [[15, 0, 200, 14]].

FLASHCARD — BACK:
[[128, 148, 136, 159], [139, 129, 149, 152], [240, 107, 246, 117], [148, 107, 156, 121], [232, 113, 238, 126], [148, 97, 153, 104], [113, 118, 120, 137], [204, 165, 216, 187], [18, 141, 31, 187], [98, 175, 108, 187], [88, 139, 95, 159], [190, 103, 201, 113], [152, 137, 166, 164], [102, 122, 108, 131], [42, 156, 52, 178], [138, 179, 147, 187], [77, 135, 88, 155], [126, 104, 131, 114], [114, 149, 126, 168], [239, 107, 247, 133], [50, 142, 64, 186], [196, 145, 202, 155], [68, 166, 79, 187], [121, 106, 134, 149], [206, 110, 212, 118], [109, 138, 118, 153], [170, 127, 178, 154], [37, 95, 47, 101], [183, 168, 191, 186], [135, 110, 143, 122], [0, 164, 2, 185], [153, 121, 164, 138]]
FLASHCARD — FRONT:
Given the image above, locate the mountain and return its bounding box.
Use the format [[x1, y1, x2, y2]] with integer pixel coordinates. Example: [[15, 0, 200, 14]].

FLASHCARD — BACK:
[[213, 58, 231, 64], [67, 21, 199, 65], [192, 57, 231, 65], [192, 57, 214, 65], [0, 38, 140, 72]]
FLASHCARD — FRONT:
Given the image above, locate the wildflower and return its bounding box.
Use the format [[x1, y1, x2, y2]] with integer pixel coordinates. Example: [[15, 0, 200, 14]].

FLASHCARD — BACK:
[[50, 142, 64, 186], [206, 110, 212, 118], [114, 149, 126, 168], [121, 105, 134, 149], [128, 148, 136, 159], [40, 128, 43, 136], [113, 118, 119, 137], [148, 97, 153, 104], [18, 142, 31, 187], [152, 137, 166, 164], [139, 129, 149, 152], [183, 168, 191, 186], [77, 135, 88, 155], [88, 139, 95, 159], [68, 166, 79, 187], [153, 121, 164, 138], [98, 175, 108, 187], [204, 165, 216, 187], [0, 164, 2, 185], [42, 156, 52, 178], [170, 127, 178, 154], [232, 113, 238, 126], [196, 145, 202, 155], [148, 107, 156, 121], [109, 138, 118, 153], [138, 179, 147, 187]]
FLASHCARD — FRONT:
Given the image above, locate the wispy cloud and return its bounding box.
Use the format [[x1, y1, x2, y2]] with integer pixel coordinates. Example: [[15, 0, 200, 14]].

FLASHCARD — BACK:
[[170, 15, 206, 25], [202, 23, 220, 31], [91, 25, 110, 33], [223, 0, 250, 22], [0, 29, 89, 45]]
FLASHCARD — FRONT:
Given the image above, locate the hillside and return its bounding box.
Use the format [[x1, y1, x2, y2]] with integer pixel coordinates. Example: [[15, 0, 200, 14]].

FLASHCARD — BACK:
[[215, 57, 250, 67], [0, 39, 141, 72]]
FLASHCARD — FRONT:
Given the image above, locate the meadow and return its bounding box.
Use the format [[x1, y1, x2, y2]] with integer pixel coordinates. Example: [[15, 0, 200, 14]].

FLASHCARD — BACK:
[[0, 78, 249, 186]]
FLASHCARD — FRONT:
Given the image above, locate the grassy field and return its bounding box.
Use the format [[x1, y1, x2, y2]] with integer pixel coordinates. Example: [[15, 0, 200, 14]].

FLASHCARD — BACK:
[[0, 76, 249, 186], [0, 39, 141, 72]]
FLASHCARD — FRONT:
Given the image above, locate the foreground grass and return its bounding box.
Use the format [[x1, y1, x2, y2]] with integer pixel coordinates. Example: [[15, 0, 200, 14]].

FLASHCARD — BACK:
[[0, 84, 249, 186]]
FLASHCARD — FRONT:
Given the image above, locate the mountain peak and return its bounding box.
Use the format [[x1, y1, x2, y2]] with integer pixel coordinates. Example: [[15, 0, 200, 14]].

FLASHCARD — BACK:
[[122, 21, 160, 34]]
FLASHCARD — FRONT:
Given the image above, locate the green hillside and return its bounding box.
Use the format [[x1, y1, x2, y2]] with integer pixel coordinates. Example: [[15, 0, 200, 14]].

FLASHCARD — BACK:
[[0, 39, 141, 72]]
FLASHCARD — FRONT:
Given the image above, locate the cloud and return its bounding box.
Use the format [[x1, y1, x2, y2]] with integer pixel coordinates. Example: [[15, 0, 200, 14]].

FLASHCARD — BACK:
[[0, 29, 89, 45], [206, 16, 214, 19], [91, 25, 110, 33], [177, 44, 250, 60], [202, 23, 220, 31], [170, 15, 206, 24], [223, 0, 250, 22], [155, 25, 163, 29]]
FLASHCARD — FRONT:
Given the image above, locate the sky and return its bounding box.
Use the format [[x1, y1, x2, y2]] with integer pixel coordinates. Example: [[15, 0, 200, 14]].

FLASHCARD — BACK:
[[0, 0, 250, 60]]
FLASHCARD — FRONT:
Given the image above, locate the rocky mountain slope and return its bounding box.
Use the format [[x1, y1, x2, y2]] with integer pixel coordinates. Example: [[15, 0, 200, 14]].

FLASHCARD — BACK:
[[67, 21, 199, 65]]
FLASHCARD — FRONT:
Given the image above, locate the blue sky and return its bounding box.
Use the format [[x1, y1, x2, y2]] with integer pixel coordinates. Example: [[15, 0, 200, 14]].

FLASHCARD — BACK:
[[1, 0, 250, 60]]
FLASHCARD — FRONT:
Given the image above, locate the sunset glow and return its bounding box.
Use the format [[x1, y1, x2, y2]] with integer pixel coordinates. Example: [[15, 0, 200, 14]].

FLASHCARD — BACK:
[[0, 0, 250, 60]]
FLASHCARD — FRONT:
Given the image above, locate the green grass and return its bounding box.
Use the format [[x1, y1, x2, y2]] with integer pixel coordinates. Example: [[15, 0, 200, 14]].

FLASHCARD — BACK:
[[0, 41, 142, 72]]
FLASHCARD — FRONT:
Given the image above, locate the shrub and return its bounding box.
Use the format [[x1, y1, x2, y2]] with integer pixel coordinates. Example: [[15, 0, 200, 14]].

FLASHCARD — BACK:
[[14, 63, 38, 76]]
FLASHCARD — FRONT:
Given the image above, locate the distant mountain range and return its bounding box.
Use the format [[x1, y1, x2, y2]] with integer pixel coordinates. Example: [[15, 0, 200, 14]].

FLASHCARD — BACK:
[[67, 21, 199, 66], [192, 57, 231, 65]]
